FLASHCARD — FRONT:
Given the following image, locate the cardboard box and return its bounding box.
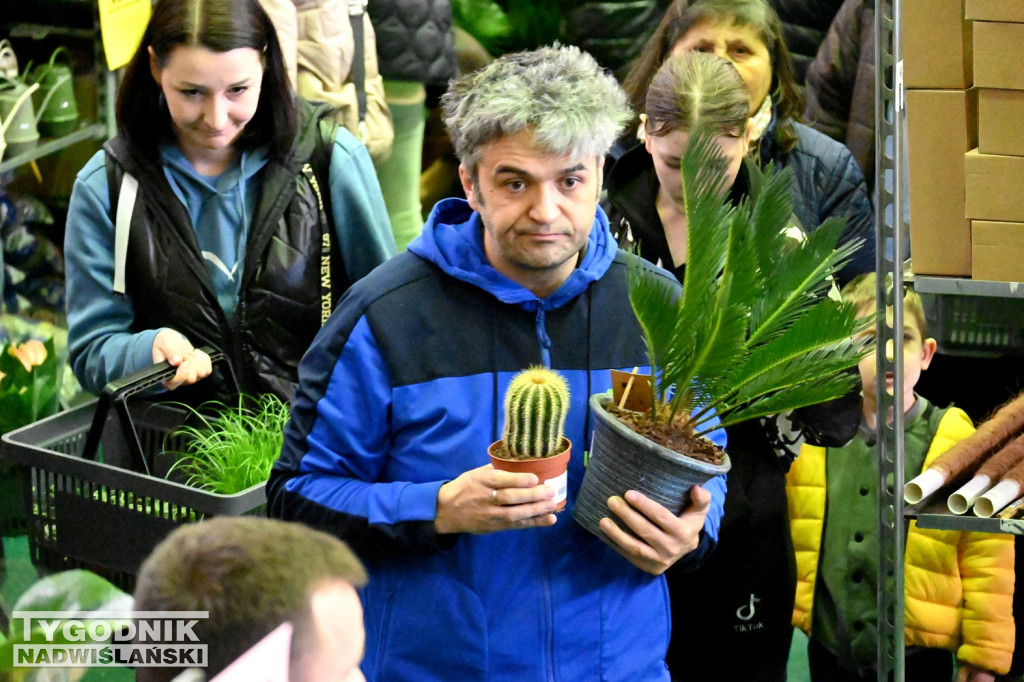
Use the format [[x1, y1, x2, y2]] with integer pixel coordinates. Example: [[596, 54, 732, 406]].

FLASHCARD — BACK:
[[966, 0, 1024, 22], [907, 89, 976, 276], [974, 22, 1024, 89], [978, 89, 1024, 155], [966, 149, 1024, 222], [903, 0, 972, 88], [972, 221, 1024, 281]]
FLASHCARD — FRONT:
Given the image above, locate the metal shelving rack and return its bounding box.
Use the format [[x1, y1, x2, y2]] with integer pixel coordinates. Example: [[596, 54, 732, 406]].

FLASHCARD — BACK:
[[879, 1, 1024, 678], [874, 0, 905, 677], [0, 12, 116, 175], [916, 277, 1024, 298]]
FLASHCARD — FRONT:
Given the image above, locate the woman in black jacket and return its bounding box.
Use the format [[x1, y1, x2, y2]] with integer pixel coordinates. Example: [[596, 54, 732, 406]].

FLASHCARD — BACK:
[[606, 53, 754, 278]]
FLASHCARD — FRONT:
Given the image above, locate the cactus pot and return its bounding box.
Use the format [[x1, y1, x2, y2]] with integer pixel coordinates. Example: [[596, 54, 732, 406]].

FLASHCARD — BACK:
[[488, 437, 571, 511], [573, 394, 730, 545]]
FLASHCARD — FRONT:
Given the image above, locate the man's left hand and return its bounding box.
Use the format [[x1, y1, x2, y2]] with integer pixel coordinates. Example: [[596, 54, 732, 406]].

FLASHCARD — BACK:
[[598, 485, 711, 575]]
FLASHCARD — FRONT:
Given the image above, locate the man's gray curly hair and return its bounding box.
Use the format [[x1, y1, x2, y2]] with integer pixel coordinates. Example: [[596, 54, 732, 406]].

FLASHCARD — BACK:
[[441, 44, 632, 176]]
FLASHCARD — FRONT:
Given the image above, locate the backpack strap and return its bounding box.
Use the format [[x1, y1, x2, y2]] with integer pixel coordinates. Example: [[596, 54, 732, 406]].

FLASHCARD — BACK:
[[112, 172, 139, 295], [104, 144, 140, 296]]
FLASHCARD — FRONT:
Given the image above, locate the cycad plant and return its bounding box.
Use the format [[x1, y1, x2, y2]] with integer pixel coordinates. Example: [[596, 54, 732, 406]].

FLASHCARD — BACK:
[[625, 129, 869, 442]]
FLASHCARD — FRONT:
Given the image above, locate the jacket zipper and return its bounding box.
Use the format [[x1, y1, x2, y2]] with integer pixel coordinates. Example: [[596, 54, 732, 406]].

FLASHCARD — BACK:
[[535, 308, 552, 368], [543, 573, 556, 682]]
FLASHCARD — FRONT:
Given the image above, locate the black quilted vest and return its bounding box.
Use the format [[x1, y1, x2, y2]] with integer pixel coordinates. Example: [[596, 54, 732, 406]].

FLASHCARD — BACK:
[[104, 102, 343, 405]]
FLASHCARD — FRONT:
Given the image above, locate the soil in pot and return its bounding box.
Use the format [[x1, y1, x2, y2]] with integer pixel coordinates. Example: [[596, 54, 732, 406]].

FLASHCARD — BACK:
[[603, 403, 725, 466]]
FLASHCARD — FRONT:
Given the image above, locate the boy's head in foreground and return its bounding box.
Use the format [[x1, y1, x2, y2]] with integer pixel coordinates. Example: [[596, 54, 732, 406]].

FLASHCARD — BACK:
[[841, 273, 937, 419], [134, 516, 367, 682]]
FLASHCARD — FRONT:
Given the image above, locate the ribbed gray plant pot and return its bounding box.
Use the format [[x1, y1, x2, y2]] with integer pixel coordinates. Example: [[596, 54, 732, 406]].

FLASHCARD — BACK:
[[573, 393, 731, 544]]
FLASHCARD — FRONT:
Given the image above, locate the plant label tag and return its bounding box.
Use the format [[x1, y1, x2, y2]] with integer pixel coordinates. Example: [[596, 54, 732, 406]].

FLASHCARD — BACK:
[[610, 369, 653, 413], [544, 471, 568, 506]]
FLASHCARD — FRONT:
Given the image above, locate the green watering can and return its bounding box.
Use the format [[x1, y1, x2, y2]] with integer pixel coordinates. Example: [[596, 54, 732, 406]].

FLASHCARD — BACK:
[[26, 46, 79, 138], [0, 76, 41, 163]]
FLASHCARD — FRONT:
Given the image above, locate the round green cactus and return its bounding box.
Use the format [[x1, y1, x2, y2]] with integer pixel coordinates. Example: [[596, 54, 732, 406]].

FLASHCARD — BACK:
[[502, 367, 570, 459]]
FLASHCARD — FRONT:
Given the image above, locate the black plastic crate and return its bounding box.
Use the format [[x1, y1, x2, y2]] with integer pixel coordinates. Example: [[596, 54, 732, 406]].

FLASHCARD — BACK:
[[921, 292, 1024, 357], [0, 354, 266, 591]]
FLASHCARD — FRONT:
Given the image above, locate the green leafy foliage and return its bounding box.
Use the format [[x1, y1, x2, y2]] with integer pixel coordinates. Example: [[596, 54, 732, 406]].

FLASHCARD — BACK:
[[0, 570, 131, 674], [0, 336, 62, 436], [629, 129, 869, 437], [166, 395, 289, 495], [451, 0, 561, 56]]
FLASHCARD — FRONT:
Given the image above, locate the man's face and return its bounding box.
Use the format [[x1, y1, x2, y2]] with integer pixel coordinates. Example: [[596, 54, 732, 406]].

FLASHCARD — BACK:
[[290, 582, 366, 682], [459, 129, 603, 298]]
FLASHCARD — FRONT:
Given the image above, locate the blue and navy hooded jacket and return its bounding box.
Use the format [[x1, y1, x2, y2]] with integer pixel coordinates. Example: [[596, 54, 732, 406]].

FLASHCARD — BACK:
[[267, 198, 728, 681]]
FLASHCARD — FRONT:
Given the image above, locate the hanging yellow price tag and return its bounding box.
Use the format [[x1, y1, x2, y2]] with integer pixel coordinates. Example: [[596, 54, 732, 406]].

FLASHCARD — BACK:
[[98, 0, 152, 71]]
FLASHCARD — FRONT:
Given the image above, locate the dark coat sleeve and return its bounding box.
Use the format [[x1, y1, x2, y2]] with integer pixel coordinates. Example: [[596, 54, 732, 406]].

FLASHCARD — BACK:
[[803, 0, 863, 143], [803, 0, 877, 190]]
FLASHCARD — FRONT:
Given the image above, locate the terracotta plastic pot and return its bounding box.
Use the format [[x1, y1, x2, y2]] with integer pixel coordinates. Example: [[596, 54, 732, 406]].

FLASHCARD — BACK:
[[488, 437, 571, 511], [573, 394, 730, 545]]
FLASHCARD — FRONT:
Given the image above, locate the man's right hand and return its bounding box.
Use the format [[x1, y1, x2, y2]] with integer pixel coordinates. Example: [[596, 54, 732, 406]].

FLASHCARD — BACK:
[[435, 464, 558, 535]]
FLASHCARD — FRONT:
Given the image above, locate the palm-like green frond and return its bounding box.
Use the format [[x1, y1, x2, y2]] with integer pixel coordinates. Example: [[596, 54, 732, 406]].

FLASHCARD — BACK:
[[748, 163, 798, 277], [629, 128, 868, 430], [628, 256, 685, 406], [749, 217, 860, 346]]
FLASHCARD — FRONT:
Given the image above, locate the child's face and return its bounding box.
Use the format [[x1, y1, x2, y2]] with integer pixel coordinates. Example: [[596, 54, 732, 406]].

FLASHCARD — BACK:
[[854, 304, 937, 407]]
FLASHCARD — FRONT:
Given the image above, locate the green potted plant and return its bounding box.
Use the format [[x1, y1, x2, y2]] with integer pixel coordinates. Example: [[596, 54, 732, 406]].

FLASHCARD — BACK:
[[1, 334, 64, 538], [165, 394, 290, 495], [574, 131, 868, 541], [0, 336, 62, 436], [488, 366, 572, 511]]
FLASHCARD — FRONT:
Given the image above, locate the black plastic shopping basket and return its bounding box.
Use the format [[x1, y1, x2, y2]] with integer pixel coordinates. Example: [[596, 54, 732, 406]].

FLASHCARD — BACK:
[[0, 350, 267, 590]]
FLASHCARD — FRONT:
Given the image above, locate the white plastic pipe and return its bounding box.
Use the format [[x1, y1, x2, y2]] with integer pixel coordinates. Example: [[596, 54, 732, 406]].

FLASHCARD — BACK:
[[974, 479, 1022, 518], [905, 468, 946, 505], [947, 475, 992, 514]]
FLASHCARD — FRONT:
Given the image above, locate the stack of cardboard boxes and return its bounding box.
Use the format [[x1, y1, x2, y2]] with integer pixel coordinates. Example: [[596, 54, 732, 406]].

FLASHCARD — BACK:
[[905, 0, 1024, 281]]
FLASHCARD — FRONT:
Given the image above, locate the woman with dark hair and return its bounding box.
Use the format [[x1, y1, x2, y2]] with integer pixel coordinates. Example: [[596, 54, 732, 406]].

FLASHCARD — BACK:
[[607, 50, 862, 682], [64, 0, 395, 405], [619, 0, 875, 287]]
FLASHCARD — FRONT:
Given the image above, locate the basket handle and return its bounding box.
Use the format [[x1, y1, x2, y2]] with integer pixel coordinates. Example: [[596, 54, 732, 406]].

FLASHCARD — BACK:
[[80, 346, 227, 474]]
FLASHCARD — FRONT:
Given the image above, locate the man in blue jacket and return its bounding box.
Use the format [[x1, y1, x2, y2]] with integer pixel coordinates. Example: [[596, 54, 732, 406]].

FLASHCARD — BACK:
[[268, 44, 727, 681]]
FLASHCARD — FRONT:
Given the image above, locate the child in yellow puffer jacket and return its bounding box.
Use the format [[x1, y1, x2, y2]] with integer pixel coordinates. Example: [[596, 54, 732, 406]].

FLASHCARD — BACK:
[[786, 273, 1015, 681]]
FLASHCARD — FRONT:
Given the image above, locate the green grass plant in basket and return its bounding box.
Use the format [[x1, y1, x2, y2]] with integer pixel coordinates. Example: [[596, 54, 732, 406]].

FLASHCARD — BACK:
[[165, 394, 290, 495]]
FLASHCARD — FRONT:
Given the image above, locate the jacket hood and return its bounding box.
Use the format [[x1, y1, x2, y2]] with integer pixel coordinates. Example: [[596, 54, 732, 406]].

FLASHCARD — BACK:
[[407, 198, 618, 310]]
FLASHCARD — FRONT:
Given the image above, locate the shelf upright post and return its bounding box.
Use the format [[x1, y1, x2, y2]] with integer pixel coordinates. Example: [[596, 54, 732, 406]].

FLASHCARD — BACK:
[[875, 0, 907, 678]]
